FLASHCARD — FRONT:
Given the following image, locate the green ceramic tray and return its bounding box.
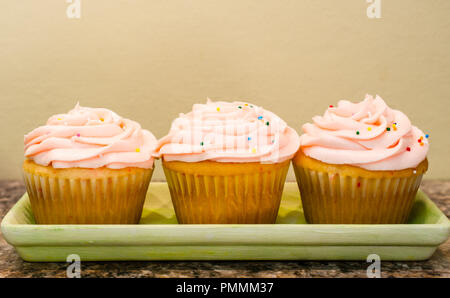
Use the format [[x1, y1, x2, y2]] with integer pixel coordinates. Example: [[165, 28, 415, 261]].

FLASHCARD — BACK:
[[1, 183, 449, 262]]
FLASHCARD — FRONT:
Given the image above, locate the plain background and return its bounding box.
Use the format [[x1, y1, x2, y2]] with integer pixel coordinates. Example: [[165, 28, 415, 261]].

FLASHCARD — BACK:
[[1, 0, 449, 180]]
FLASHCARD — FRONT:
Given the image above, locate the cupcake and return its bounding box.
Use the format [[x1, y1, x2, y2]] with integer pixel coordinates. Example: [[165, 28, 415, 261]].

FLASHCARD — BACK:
[[156, 99, 300, 224], [23, 103, 157, 224], [293, 94, 429, 224]]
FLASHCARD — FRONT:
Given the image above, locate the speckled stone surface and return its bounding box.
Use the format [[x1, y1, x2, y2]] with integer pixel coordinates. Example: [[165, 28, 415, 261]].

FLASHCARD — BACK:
[[0, 179, 448, 278]]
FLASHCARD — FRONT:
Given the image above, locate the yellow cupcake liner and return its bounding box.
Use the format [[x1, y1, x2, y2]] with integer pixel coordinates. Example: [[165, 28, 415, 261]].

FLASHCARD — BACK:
[[23, 160, 153, 224], [162, 160, 290, 224], [293, 158, 427, 224]]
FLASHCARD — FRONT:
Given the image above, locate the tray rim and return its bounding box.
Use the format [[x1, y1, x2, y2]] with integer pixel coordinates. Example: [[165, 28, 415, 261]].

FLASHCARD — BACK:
[[2, 185, 449, 248]]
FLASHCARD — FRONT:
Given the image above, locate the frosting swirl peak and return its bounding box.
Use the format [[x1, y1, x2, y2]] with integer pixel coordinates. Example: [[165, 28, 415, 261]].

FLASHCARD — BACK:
[[156, 99, 300, 163], [299, 94, 429, 170], [24, 104, 157, 169]]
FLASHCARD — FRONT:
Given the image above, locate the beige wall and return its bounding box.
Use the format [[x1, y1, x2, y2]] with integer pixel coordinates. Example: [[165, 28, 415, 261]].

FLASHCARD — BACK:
[[1, 0, 449, 180]]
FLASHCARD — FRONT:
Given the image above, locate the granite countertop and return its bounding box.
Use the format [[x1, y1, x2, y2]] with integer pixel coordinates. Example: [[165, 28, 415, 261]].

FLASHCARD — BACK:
[[0, 179, 448, 278]]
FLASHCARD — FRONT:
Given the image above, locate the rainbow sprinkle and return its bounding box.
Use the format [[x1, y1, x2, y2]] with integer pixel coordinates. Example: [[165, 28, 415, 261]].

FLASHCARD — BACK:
[[216, 107, 220, 112], [247, 137, 251, 141], [76, 134, 80, 137], [258, 116, 263, 120], [200, 141, 204, 146], [356, 131, 360, 135], [386, 127, 391, 131], [266, 121, 269, 126], [417, 135, 426, 146], [251, 148, 257, 154], [135, 148, 140, 152], [367, 127, 372, 131], [425, 134, 429, 138]]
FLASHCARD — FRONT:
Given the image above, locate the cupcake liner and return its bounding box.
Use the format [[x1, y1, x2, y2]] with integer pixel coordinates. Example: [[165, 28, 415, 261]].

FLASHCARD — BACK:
[[23, 163, 153, 224], [293, 165, 424, 224], [163, 161, 290, 224]]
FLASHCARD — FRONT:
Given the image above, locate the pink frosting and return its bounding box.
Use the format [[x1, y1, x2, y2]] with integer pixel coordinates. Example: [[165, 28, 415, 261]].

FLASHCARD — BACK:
[[156, 99, 300, 163], [24, 104, 157, 169], [299, 94, 429, 171]]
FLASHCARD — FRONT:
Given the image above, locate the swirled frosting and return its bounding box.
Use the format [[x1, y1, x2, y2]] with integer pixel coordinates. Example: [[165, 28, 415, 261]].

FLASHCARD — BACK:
[[156, 99, 300, 163], [299, 94, 429, 171], [24, 104, 157, 169]]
